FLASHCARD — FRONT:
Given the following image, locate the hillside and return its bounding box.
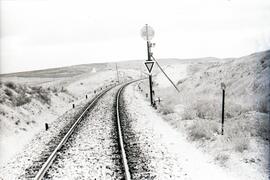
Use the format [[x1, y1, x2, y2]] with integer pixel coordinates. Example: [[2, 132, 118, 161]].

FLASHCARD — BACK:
[[0, 61, 142, 164], [143, 50, 270, 180], [0, 51, 269, 179]]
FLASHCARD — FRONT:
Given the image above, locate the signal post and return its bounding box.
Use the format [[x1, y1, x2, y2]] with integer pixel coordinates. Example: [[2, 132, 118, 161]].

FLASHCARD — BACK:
[[141, 24, 155, 106]]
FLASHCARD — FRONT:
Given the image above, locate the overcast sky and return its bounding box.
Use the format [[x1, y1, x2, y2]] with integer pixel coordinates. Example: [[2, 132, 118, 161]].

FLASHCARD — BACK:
[[1, 0, 270, 73]]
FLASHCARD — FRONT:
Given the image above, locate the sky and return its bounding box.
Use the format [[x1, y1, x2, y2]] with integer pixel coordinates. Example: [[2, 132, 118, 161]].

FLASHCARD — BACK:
[[1, 0, 270, 73]]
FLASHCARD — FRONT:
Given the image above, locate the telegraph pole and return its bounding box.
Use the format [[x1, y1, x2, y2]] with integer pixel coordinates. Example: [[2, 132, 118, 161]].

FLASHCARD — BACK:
[[115, 63, 120, 83]]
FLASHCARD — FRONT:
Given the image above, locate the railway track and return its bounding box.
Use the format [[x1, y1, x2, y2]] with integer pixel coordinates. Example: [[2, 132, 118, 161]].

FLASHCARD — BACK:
[[27, 81, 137, 180]]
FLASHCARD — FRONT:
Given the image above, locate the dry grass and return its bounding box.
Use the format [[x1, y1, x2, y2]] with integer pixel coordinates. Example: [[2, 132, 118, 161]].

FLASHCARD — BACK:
[[1, 81, 52, 106], [215, 153, 230, 166], [233, 136, 250, 152], [187, 119, 219, 141], [157, 103, 174, 115], [14, 94, 31, 106], [31, 86, 51, 104], [4, 81, 16, 90]]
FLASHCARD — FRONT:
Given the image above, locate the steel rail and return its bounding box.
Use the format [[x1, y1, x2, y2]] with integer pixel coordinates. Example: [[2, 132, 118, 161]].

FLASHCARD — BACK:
[[34, 79, 141, 180], [115, 79, 143, 179], [34, 85, 115, 180], [116, 82, 132, 180]]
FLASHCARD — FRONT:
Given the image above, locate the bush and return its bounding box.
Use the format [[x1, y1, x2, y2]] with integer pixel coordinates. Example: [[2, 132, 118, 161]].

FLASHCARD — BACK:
[[215, 153, 229, 166], [257, 114, 270, 141], [60, 86, 68, 93], [52, 87, 58, 93], [182, 106, 196, 120], [233, 136, 249, 152], [30, 86, 42, 93], [158, 104, 174, 115], [14, 94, 31, 106], [4, 88, 13, 97], [38, 92, 51, 104], [182, 97, 220, 120], [1, 83, 52, 106], [0, 97, 4, 104], [180, 95, 254, 121], [30, 86, 51, 104], [36, 89, 51, 104], [187, 120, 219, 141], [5, 81, 16, 90], [256, 99, 269, 113]]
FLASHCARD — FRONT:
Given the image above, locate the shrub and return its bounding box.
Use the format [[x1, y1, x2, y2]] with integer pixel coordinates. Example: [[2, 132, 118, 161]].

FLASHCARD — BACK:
[[0, 97, 4, 104], [256, 99, 269, 113], [158, 104, 174, 115], [14, 94, 31, 106], [30, 86, 42, 93], [183, 98, 220, 120], [182, 106, 196, 120], [233, 136, 249, 152], [225, 99, 251, 118], [52, 87, 58, 93], [37, 90, 51, 104], [60, 86, 68, 93], [4, 88, 13, 97], [5, 81, 16, 90], [38, 93, 50, 104], [215, 153, 229, 166], [187, 120, 219, 141], [29, 86, 51, 104], [180, 95, 254, 121]]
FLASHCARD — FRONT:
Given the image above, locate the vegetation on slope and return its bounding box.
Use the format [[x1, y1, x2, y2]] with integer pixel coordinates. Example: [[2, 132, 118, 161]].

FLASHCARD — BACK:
[[153, 50, 269, 169]]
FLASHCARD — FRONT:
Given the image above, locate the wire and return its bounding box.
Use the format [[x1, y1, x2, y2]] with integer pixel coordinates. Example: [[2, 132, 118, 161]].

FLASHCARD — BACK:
[[151, 55, 180, 93]]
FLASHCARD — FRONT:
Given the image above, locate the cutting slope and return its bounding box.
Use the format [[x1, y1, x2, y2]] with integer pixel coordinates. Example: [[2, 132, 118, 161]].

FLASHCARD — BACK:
[[147, 50, 269, 180]]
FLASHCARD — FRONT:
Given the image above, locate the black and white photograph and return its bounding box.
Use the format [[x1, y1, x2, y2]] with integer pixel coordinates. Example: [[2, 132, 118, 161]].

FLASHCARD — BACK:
[[0, 0, 269, 179]]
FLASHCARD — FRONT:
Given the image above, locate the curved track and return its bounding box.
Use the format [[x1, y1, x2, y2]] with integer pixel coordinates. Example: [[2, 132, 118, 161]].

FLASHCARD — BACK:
[[115, 82, 134, 180], [32, 80, 138, 180]]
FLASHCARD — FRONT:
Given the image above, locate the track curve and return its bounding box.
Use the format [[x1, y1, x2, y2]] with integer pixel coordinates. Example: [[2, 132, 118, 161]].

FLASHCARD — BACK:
[[32, 80, 140, 180]]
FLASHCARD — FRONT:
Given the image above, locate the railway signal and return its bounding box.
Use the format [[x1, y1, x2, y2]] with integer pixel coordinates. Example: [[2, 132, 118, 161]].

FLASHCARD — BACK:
[[145, 61, 155, 74], [141, 24, 154, 41], [141, 24, 155, 106], [116, 63, 120, 83]]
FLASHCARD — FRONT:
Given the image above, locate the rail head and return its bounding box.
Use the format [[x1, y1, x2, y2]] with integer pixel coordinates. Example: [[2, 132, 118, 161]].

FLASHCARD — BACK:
[[116, 84, 132, 180], [116, 79, 141, 180]]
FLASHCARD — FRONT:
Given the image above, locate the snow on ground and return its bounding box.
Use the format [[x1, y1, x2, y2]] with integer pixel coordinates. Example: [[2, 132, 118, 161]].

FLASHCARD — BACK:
[[123, 83, 239, 180]]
